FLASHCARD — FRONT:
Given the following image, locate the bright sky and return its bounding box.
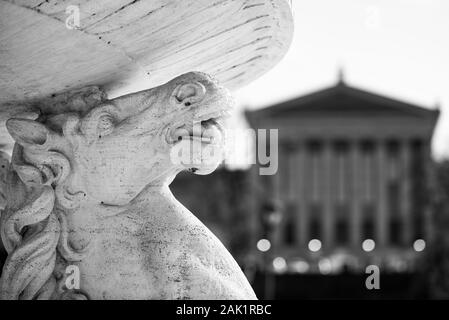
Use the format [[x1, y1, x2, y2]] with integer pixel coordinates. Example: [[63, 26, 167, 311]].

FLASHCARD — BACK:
[[232, 0, 449, 161]]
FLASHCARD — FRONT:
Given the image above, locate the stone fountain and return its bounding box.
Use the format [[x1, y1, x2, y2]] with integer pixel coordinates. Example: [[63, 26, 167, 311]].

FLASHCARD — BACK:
[[0, 0, 293, 299]]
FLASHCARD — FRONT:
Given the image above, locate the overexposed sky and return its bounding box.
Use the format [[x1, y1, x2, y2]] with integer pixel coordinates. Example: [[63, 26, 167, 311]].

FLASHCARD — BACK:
[[232, 0, 449, 160]]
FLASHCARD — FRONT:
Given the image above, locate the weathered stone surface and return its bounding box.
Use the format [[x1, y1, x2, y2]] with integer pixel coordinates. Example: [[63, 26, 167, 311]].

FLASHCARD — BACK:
[[0, 72, 257, 299], [0, 0, 294, 300], [0, 152, 9, 210], [0, 0, 294, 152], [0, 152, 9, 256]]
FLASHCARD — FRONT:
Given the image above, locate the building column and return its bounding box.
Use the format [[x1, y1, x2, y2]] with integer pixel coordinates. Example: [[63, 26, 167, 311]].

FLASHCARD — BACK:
[[248, 161, 262, 253], [401, 140, 412, 245], [323, 140, 334, 249], [377, 140, 388, 247], [423, 142, 433, 242], [272, 147, 282, 203], [272, 144, 286, 251], [351, 141, 361, 248], [293, 142, 307, 247]]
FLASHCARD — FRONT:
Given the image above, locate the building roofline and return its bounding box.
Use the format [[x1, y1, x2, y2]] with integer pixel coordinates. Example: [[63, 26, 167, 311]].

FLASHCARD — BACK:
[[245, 81, 440, 120]]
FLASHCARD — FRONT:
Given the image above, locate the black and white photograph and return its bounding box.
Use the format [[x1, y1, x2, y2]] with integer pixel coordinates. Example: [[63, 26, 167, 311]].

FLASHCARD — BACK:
[[0, 0, 449, 315]]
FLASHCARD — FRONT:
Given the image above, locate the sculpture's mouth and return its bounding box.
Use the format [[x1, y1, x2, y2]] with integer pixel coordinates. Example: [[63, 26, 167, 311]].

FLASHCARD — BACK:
[[169, 109, 230, 145]]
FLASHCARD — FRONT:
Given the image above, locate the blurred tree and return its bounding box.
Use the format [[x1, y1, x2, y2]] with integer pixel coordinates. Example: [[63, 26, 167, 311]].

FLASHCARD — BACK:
[[426, 160, 449, 298]]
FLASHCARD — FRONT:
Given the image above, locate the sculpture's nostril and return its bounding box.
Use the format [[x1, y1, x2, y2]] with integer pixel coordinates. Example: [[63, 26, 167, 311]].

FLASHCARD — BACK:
[[201, 118, 217, 128]]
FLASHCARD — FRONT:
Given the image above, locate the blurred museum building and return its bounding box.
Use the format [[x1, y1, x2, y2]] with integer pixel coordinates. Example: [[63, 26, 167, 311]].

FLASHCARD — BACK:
[[172, 75, 439, 276], [244, 75, 439, 275]]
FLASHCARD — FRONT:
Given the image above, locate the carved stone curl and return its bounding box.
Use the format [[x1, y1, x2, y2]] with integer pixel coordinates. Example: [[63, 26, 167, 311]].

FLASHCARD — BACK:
[[0, 72, 256, 300]]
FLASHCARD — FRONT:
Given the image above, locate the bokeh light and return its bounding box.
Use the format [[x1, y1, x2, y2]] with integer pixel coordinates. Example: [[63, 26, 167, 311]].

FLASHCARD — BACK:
[[273, 257, 287, 272], [362, 239, 375, 252], [308, 239, 322, 252], [256, 239, 271, 252], [413, 239, 426, 252], [290, 261, 310, 274], [318, 258, 333, 275]]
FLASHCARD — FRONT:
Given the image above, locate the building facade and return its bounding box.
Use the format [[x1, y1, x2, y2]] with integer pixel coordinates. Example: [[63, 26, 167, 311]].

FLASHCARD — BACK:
[[245, 79, 439, 273]]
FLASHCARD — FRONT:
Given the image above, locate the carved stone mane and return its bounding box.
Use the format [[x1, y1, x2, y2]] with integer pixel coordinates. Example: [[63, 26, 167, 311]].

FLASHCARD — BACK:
[[0, 86, 106, 299], [0, 72, 256, 300]]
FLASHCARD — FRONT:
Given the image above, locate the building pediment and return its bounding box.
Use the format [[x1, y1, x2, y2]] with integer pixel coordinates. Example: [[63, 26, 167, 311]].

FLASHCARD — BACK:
[[247, 83, 439, 121]]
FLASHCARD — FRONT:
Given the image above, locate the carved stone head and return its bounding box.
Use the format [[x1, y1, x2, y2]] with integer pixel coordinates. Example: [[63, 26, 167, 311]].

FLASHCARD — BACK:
[[5, 72, 233, 206]]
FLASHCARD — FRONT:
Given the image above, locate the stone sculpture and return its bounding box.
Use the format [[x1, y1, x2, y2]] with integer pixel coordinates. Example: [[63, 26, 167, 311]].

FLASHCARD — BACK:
[[0, 72, 256, 300], [0, 0, 294, 300], [0, 152, 9, 262], [0, 151, 9, 210]]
